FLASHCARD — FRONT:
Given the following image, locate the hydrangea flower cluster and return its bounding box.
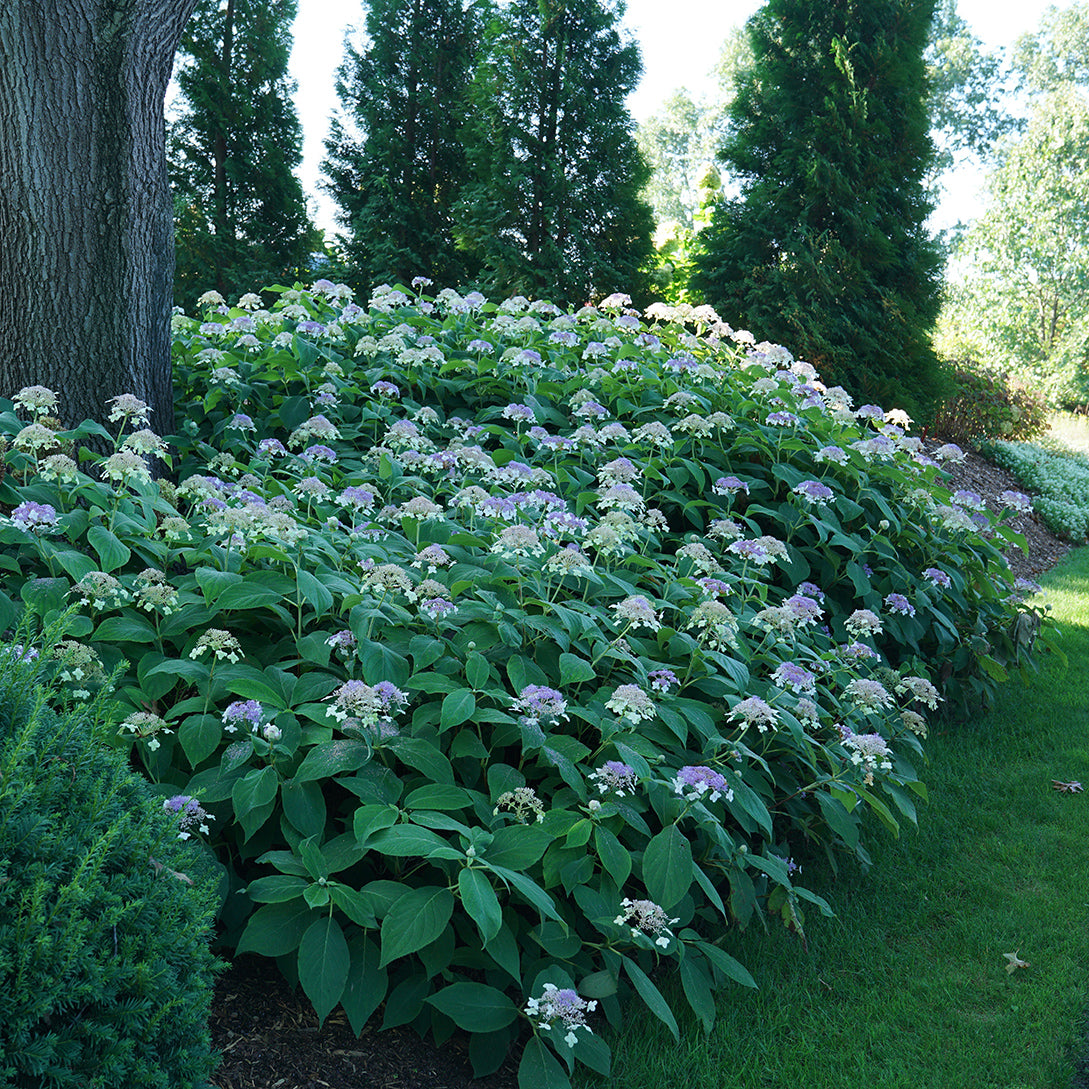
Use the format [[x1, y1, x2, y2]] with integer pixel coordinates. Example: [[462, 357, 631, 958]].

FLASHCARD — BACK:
[[118, 711, 173, 751], [190, 628, 243, 662], [588, 760, 639, 797], [524, 984, 597, 1047], [10, 500, 58, 533], [222, 699, 265, 733], [511, 685, 568, 726], [162, 794, 214, 839], [672, 765, 733, 803], [604, 684, 656, 724], [614, 897, 679, 948], [327, 680, 409, 729], [493, 787, 545, 824]]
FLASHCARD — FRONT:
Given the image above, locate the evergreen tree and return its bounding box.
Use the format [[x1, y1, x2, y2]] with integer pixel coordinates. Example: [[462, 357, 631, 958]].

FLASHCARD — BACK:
[[455, 0, 654, 307], [691, 0, 945, 418], [322, 0, 481, 294], [170, 0, 319, 308]]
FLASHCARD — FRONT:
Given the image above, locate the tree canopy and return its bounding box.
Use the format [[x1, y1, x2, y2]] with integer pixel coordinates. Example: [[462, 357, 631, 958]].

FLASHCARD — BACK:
[[691, 0, 945, 419], [322, 0, 482, 293], [454, 0, 655, 307], [936, 2, 1089, 406], [170, 0, 319, 308]]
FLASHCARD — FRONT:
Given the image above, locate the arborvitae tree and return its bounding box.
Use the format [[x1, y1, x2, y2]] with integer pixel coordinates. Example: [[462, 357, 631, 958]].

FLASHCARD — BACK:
[[170, 0, 319, 308], [322, 0, 481, 295], [455, 0, 655, 308], [691, 0, 946, 419]]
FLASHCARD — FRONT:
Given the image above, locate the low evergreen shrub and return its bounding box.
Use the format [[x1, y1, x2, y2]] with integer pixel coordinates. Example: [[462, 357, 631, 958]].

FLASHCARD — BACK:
[[0, 635, 221, 1088], [930, 359, 1049, 445], [0, 284, 1058, 1088]]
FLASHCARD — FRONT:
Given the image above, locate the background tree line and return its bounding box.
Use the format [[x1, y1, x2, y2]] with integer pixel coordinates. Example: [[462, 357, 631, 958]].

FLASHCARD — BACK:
[[170, 0, 653, 312], [171, 0, 1022, 420], [6, 0, 1075, 431]]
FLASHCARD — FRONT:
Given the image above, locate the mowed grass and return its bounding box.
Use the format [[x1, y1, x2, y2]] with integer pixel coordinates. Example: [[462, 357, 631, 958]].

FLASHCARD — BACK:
[[1045, 412, 1089, 457], [581, 549, 1089, 1089]]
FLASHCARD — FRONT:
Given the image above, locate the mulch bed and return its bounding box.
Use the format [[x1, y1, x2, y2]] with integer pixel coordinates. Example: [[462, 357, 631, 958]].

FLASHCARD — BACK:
[[208, 956, 519, 1089]]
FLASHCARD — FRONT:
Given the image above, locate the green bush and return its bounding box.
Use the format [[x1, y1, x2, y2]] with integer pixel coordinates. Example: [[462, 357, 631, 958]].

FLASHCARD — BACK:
[[0, 285, 1056, 1088], [930, 359, 1049, 445], [0, 633, 221, 1087]]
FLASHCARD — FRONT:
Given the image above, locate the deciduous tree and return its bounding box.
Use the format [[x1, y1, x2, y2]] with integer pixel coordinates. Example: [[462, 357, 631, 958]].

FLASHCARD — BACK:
[[937, 85, 1089, 405], [0, 0, 199, 432]]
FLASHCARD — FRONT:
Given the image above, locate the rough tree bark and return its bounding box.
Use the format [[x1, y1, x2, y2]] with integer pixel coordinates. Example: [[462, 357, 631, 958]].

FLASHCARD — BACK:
[[0, 0, 199, 435]]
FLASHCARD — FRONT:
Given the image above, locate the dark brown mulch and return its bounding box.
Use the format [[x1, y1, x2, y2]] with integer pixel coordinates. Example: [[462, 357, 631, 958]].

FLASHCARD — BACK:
[[207, 956, 520, 1089], [205, 444, 1071, 1089], [926, 440, 1072, 581]]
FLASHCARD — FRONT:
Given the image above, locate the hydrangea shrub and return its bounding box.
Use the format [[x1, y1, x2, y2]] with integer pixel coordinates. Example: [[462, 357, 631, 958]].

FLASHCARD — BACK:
[[0, 283, 1053, 1087]]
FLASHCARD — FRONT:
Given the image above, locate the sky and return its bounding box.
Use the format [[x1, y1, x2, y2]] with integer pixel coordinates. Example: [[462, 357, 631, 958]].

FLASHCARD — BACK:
[[286, 0, 1075, 235]]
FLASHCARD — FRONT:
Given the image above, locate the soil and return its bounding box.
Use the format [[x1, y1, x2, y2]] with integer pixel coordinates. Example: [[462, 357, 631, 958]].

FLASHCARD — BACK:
[[924, 440, 1072, 581], [207, 955, 520, 1089], [205, 443, 1071, 1089]]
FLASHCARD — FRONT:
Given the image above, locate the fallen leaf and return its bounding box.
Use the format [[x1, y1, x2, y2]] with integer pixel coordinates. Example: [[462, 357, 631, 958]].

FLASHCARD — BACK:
[[149, 856, 194, 885], [1003, 951, 1029, 974]]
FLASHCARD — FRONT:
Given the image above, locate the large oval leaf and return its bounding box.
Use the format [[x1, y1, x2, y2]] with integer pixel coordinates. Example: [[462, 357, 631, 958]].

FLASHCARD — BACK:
[[426, 982, 517, 1033], [642, 824, 692, 909], [298, 915, 350, 1025], [379, 886, 454, 967]]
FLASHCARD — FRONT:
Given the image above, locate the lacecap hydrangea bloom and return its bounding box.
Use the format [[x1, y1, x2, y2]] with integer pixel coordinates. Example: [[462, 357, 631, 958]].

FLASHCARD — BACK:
[[614, 897, 679, 949], [508, 686, 567, 729], [162, 795, 214, 840], [190, 628, 243, 662], [327, 680, 408, 726], [118, 711, 172, 751], [588, 760, 639, 797], [729, 695, 780, 733], [605, 684, 656, 723], [524, 984, 597, 1047], [494, 786, 545, 824], [673, 765, 733, 803]]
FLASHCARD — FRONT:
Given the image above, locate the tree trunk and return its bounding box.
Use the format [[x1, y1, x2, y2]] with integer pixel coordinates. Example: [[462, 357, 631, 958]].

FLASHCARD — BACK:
[[0, 0, 199, 436], [213, 0, 235, 297]]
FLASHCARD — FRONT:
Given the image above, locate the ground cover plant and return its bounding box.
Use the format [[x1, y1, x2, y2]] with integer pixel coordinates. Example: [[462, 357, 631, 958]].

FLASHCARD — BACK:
[[988, 439, 1089, 541], [0, 283, 1054, 1088], [584, 547, 1089, 1089]]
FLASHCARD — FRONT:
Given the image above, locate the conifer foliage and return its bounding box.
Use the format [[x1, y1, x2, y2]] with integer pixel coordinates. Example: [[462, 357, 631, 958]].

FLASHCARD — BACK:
[[455, 0, 655, 307], [170, 0, 319, 308], [691, 0, 945, 418], [323, 0, 482, 293]]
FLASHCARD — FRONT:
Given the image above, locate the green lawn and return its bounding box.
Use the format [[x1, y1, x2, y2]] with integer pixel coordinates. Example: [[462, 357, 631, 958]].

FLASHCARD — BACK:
[[582, 549, 1089, 1089], [1045, 412, 1089, 457]]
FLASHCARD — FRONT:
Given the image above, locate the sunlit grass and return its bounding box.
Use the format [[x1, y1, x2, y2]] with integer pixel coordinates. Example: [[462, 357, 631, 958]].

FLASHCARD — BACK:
[[1044, 411, 1089, 457], [582, 548, 1089, 1089]]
